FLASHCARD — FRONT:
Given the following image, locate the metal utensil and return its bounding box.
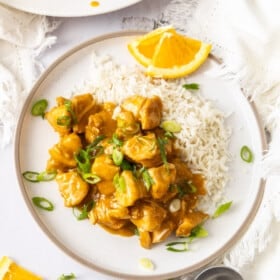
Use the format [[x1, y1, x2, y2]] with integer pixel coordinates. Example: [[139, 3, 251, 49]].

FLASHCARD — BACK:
[[194, 265, 244, 280]]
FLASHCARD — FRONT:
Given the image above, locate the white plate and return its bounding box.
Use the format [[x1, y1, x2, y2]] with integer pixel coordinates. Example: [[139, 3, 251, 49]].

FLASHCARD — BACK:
[[15, 31, 266, 279], [0, 0, 141, 17]]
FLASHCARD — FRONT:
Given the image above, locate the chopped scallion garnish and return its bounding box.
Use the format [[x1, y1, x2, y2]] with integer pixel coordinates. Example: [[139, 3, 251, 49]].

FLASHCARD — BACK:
[[189, 225, 208, 239], [56, 115, 71, 127], [112, 148, 124, 166], [64, 100, 77, 125], [112, 133, 123, 147], [73, 201, 94, 220], [82, 173, 101, 184], [160, 120, 182, 133], [141, 168, 154, 191], [166, 241, 188, 252], [120, 159, 133, 171], [32, 197, 54, 211], [74, 149, 91, 173], [31, 99, 48, 118], [240, 145, 253, 163], [57, 273, 76, 280], [157, 137, 168, 166], [37, 171, 57, 182], [113, 173, 126, 192], [23, 170, 56, 182], [182, 83, 200, 90], [22, 171, 40, 182], [213, 201, 232, 218], [139, 257, 154, 270]]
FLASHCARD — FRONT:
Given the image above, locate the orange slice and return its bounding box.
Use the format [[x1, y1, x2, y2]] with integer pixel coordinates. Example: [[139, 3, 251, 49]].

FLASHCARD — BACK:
[[0, 256, 42, 280], [127, 25, 176, 67], [127, 27, 212, 79]]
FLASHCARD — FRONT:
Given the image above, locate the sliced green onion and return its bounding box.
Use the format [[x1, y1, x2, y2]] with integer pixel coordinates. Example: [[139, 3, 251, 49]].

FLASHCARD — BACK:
[[74, 149, 91, 173], [82, 173, 101, 184], [31, 99, 48, 118], [32, 197, 54, 211], [182, 83, 200, 90], [57, 115, 71, 127], [157, 137, 168, 166], [164, 131, 175, 139], [112, 133, 123, 147], [57, 273, 76, 280], [120, 159, 133, 171], [64, 100, 77, 125], [23, 170, 57, 183], [160, 120, 182, 133], [240, 145, 254, 163], [86, 135, 105, 151], [72, 201, 94, 221], [166, 241, 188, 252], [189, 225, 208, 239], [22, 171, 40, 182], [138, 257, 154, 270], [87, 145, 104, 160], [213, 201, 232, 219], [37, 171, 57, 182], [141, 168, 154, 191], [112, 149, 124, 166], [113, 173, 126, 192], [171, 180, 197, 198], [118, 175, 126, 192], [187, 181, 197, 193], [86, 136, 105, 159]]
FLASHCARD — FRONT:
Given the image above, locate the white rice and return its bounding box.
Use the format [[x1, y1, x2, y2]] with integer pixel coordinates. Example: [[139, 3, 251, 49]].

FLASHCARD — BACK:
[[72, 53, 231, 212]]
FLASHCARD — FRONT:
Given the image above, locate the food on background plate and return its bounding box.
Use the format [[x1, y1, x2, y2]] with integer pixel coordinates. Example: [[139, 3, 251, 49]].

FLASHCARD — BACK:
[[128, 26, 212, 79], [0, 256, 42, 280]]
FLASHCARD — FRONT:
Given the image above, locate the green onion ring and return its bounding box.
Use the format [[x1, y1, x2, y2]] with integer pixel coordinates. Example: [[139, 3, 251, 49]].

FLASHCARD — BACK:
[[240, 145, 253, 163], [32, 197, 54, 211], [22, 171, 40, 182], [31, 99, 48, 118], [37, 171, 57, 182], [82, 173, 101, 184], [166, 241, 188, 252], [112, 149, 124, 166]]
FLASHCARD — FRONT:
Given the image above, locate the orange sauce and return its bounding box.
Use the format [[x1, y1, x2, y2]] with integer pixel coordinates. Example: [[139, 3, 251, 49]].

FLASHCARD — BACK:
[[90, 1, 100, 7]]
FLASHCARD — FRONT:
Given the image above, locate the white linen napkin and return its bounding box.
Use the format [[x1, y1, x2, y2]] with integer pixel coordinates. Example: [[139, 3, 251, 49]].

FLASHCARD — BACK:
[[158, 0, 280, 278], [0, 4, 57, 147]]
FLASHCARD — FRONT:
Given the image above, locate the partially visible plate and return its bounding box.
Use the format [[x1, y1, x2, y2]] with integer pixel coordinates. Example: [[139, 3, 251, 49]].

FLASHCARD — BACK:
[[0, 0, 141, 17], [15, 31, 266, 279]]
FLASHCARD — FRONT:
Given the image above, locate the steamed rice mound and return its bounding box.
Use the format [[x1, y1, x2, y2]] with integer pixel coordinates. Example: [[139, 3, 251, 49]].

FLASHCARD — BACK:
[[71, 54, 231, 211]]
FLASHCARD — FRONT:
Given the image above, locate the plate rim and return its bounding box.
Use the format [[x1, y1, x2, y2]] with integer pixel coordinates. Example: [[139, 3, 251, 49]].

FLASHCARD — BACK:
[[0, 0, 142, 17], [14, 31, 267, 279]]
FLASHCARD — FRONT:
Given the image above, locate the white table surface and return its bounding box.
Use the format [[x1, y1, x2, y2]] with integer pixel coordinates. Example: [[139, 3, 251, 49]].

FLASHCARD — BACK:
[[1, 0, 280, 279]]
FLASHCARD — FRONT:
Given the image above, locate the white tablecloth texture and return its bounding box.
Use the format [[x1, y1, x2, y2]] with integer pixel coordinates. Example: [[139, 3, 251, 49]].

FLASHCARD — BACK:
[[0, 0, 280, 279]]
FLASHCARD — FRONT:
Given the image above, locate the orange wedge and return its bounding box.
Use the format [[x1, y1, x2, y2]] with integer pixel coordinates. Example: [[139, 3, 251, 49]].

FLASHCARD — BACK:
[[127, 26, 212, 79], [0, 256, 42, 280], [128, 25, 176, 67]]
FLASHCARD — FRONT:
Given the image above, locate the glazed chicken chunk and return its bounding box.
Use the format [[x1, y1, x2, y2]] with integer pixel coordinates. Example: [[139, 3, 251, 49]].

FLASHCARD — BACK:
[[148, 163, 177, 199], [56, 170, 89, 207], [88, 196, 129, 230], [114, 170, 147, 207], [121, 95, 162, 130], [46, 133, 82, 172]]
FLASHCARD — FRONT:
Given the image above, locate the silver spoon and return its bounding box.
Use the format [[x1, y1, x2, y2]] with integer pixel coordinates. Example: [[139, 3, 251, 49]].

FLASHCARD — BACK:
[[194, 265, 244, 280]]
